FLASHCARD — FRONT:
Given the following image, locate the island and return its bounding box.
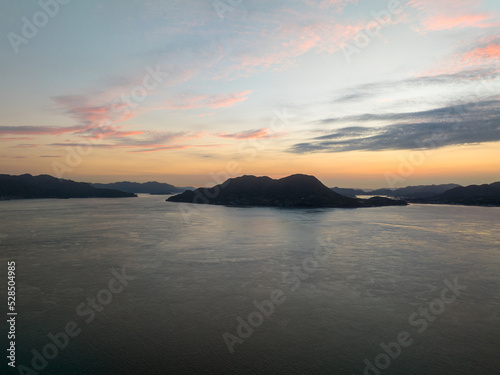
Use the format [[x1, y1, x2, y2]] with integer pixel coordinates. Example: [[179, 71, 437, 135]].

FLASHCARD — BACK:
[[91, 181, 194, 194], [0, 174, 137, 200], [332, 182, 500, 207], [166, 174, 407, 208]]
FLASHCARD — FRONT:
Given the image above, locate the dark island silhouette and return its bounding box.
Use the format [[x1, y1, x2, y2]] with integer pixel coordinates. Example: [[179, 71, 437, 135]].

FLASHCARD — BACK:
[[91, 181, 194, 194], [368, 184, 461, 199], [0, 174, 136, 200], [408, 182, 500, 206], [166, 174, 407, 208], [333, 182, 500, 206], [330, 187, 367, 198]]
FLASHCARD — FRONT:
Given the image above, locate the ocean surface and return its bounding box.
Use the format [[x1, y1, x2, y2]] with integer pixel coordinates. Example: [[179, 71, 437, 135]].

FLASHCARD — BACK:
[[1, 194, 499, 374]]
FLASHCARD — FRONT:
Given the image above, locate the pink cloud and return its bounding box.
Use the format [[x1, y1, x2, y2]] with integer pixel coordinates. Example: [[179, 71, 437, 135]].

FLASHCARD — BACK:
[[464, 42, 500, 62], [419, 14, 493, 31], [228, 10, 406, 77], [47, 130, 211, 153], [419, 37, 500, 76], [409, 0, 498, 31], [51, 60, 201, 127], [53, 95, 136, 127]]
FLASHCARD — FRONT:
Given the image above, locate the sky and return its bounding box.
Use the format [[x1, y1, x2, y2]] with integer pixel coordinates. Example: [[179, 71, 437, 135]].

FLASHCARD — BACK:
[[0, 0, 499, 188]]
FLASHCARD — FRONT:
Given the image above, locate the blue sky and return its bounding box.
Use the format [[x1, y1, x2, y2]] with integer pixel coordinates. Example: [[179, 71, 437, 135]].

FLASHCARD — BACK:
[[1, 0, 499, 187]]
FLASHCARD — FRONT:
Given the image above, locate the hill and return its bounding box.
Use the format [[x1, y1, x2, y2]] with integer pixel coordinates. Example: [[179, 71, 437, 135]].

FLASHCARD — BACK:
[[0, 174, 136, 200], [91, 181, 194, 194], [391, 184, 461, 198], [167, 174, 407, 208], [414, 182, 500, 206], [369, 188, 395, 196], [330, 187, 366, 197], [369, 184, 461, 198]]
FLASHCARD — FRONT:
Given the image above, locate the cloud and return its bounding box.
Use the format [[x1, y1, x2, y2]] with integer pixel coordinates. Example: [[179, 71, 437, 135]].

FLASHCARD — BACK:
[[165, 90, 252, 110], [49, 60, 201, 134], [326, 68, 499, 107], [75, 125, 145, 140], [0, 136, 36, 141], [291, 100, 500, 153], [463, 39, 500, 64], [216, 128, 283, 139], [11, 144, 41, 148], [43, 0, 405, 132], [196, 1, 406, 80], [130, 144, 223, 153], [418, 36, 500, 78], [48, 130, 211, 153], [0, 125, 86, 136], [409, 0, 499, 32], [110, 130, 207, 147], [0, 123, 154, 147], [320, 100, 499, 124], [52, 95, 138, 127]]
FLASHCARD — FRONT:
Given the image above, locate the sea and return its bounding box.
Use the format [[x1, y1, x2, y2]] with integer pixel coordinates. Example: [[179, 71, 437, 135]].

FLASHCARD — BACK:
[[1, 194, 499, 374]]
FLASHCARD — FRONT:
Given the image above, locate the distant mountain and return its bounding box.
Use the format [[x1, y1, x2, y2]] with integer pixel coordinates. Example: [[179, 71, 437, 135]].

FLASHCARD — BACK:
[[413, 182, 500, 206], [91, 181, 194, 194], [369, 184, 461, 198], [0, 174, 136, 200], [369, 188, 395, 196], [167, 174, 407, 208], [330, 187, 366, 197], [391, 184, 461, 198]]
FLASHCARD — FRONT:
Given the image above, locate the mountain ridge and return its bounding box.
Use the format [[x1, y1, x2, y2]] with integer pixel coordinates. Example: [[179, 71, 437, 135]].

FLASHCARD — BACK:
[[91, 181, 194, 194], [410, 182, 500, 206], [0, 174, 136, 200]]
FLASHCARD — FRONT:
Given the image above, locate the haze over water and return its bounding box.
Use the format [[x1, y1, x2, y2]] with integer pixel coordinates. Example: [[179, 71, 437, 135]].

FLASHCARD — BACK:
[[1, 195, 499, 374]]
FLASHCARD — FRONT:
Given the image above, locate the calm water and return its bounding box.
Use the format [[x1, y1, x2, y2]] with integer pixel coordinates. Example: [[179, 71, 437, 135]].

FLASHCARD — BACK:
[[1, 195, 499, 374]]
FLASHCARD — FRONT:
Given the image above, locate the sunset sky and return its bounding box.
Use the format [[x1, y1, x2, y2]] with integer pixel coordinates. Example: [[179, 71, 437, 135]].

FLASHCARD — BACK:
[[1, 0, 499, 188]]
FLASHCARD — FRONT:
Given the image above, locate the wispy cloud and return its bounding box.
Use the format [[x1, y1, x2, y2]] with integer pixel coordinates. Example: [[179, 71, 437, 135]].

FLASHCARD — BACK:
[[52, 94, 139, 127], [320, 100, 499, 124], [0, 125, 87, 136], [463, 38, 500, 64], [0, 136, 36, 141], [409, 0, 499, 32], [418, 36, 500, 78], [130, 144, 223, 153], [325, 68, 499, 108], [10, 144, 41, 148], [216, 128, 284, 139], [165, 90, 252, 110], [48, 130, 211, 153], [291, 100, 500, 153]]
